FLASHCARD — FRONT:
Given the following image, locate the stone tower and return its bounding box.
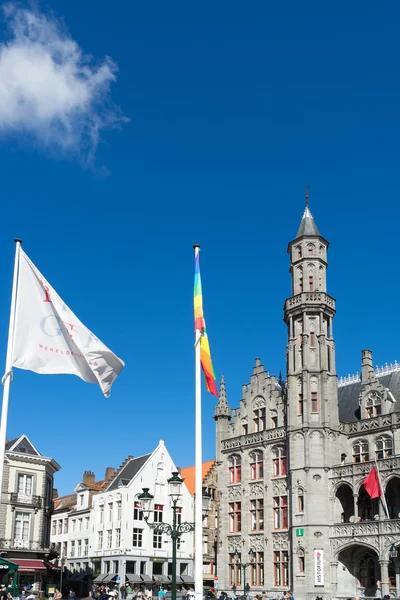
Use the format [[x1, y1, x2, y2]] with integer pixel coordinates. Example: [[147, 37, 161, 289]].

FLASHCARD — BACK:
[[284, 204, 341, 598]]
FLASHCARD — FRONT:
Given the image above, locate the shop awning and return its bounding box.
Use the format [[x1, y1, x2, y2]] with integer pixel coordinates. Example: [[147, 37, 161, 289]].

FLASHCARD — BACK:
[[103, 574, 117, 583], [12, 560, 47, 573], [93, 574, 107, 583], [126, 574, 141, 583], [140, 575, 152, 583], [153, 575, 169, 583], [75, 572, 89, 581], [180, 576, 194, 584]]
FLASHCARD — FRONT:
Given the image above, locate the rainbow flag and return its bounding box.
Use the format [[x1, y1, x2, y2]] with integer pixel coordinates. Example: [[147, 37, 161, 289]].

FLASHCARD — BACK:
[[194, 252, 218, 397]]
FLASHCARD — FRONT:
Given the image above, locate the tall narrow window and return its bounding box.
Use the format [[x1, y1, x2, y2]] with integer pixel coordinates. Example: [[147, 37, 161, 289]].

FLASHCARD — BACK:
[[14, 512, 30, 545], [309, 276, 314, 292], [298, 549, 305, 573], [297, 246, 302, 259], [229, 456, 241, 484], [310, 332, 316, 347], [229, 502, 241, 533], [99, 505, 104, 524], [229, 554, 241, 587], [272, 446, 287, 477], [70, 541, 75, 557], [154, 504, 164, 523], [273, 551, 288, 586], [250, 451, 263, 480], [242, 423, 248, 435], [98, 531, 103, 550], [253, 408, 266, 432], [273, 496, 288, 530], [153, 531, 162, 549], [271, 413, 278, 429], [107, 530, 112, 549], [299, 277, 303, 293], [298, 394, 303, 415], [250, 552, 264, 587], [108, 503, 113, 522], [298, 491, 304, 513], [117, 501, 122, 520], [134, 501, 143, 521], [311, 392, 318, 413], [115, 529, 121, 548], [250, 499, 264, 531]]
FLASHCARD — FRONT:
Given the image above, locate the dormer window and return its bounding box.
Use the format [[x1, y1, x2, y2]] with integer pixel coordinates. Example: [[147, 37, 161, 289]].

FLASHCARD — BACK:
[[79, 494, 84, 506], [365, 393, 381, 419]]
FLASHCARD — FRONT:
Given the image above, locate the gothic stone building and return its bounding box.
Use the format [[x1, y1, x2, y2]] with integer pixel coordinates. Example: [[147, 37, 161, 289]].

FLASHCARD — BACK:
[[214, 206, 400, 600]]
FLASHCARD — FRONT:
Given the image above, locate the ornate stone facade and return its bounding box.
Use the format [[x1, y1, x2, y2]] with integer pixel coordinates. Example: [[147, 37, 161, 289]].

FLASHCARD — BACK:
[[214, 206, 400, 600]]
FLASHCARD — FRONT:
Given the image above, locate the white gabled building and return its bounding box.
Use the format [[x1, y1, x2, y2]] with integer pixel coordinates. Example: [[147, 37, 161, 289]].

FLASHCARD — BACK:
[[90, 440, 194, 590]]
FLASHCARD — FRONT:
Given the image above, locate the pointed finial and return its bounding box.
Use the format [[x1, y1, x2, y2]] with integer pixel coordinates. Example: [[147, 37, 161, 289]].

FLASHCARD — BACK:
[[305, 185, 310, 207], [219, 376, 227, 405]]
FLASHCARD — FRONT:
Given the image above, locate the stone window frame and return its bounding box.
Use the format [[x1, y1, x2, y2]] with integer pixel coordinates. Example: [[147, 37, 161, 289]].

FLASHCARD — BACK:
[[352, 439, 369, 463]]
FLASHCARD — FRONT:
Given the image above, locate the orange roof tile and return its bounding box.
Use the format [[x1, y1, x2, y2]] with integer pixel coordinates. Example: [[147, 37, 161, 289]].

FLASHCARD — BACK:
[[180, 460, 215, 496]]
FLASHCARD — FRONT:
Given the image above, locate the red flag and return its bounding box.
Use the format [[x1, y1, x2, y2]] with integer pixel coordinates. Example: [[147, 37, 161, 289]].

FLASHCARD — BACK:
[[363, 467, 382, 499]]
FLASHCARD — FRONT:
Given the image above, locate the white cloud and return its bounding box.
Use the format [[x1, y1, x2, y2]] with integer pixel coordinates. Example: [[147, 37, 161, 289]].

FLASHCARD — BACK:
[[0, 4, 127, 164]]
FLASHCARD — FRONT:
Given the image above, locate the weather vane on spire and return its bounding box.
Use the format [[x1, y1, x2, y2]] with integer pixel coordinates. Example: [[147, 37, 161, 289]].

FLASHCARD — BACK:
[[305, 185, 310, 207]]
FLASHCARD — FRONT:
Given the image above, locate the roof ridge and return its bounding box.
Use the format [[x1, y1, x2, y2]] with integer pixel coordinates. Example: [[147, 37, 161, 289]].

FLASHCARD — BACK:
[[338, 360, 400, 387]]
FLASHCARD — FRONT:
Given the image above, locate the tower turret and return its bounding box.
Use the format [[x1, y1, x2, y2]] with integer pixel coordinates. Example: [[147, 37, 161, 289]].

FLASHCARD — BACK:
[[214, 376, 230, 463], [284, 203, 338, 428]]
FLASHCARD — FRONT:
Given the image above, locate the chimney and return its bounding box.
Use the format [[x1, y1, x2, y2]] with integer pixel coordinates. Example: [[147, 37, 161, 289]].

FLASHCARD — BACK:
[[361, 349, 374, 384], [105, 467, 115, 481], [83, 470, 95, 485], [52, 489, 59, 500]]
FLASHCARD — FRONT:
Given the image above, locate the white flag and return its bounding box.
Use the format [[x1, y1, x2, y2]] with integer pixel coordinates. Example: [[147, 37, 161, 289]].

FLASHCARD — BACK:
[[12, 249, 124, 397]]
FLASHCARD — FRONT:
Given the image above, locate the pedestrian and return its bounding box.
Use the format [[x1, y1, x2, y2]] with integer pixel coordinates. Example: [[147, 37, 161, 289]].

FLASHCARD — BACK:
[[54, 589, 62, 600], [120, 586, 126, 600], [261, 592, 268, 600], [19, 591, 27, 600], [187, 589, 195, 600], [68, 589, 78, 600], [157, 589, 165, 600]]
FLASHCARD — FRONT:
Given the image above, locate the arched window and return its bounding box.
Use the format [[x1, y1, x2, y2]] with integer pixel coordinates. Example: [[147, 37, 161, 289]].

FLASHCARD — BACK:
[[375, 436, 393, 460], [365, 393, 381, 419], [229, 455, 241, 483], [297, 488, 304, 513], [307, 244, 315, 256], [272, 446, 287, 477], [353, 440, 369, 463], [250, 451, 263, 480], [297, 547, 305, 573], [296, 246, 302, 259]]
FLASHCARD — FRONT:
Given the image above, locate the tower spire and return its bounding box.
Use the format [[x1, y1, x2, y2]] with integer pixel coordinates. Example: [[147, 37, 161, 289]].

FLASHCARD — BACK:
[[305, 185, 310, 207], [218, 376, 228, 406]]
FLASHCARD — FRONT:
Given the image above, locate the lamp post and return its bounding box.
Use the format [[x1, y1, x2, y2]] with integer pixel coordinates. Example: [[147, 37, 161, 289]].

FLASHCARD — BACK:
[[138, 474, 211, 600], [233, 548, 255, 600]]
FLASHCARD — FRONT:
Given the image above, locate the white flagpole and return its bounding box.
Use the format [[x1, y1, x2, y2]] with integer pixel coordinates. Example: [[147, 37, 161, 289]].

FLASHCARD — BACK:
[[0, 239, 22, 501], [375, 458, 390, 518], [193, 244, 203, 600]]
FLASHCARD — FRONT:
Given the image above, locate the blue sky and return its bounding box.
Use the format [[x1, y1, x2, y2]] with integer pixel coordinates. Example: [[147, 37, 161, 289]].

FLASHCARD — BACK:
[[0, 1, 399, 495]]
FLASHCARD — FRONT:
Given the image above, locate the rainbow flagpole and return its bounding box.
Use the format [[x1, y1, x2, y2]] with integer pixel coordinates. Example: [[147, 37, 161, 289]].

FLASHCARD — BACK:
[[193, 245, 218, 600]]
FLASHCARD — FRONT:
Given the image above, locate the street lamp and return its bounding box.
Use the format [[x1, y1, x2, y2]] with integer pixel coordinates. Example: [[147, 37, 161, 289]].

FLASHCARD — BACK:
[[138, 474, 211, 600], [390, 545, 398, 559], [233, 548, 255, 600]]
